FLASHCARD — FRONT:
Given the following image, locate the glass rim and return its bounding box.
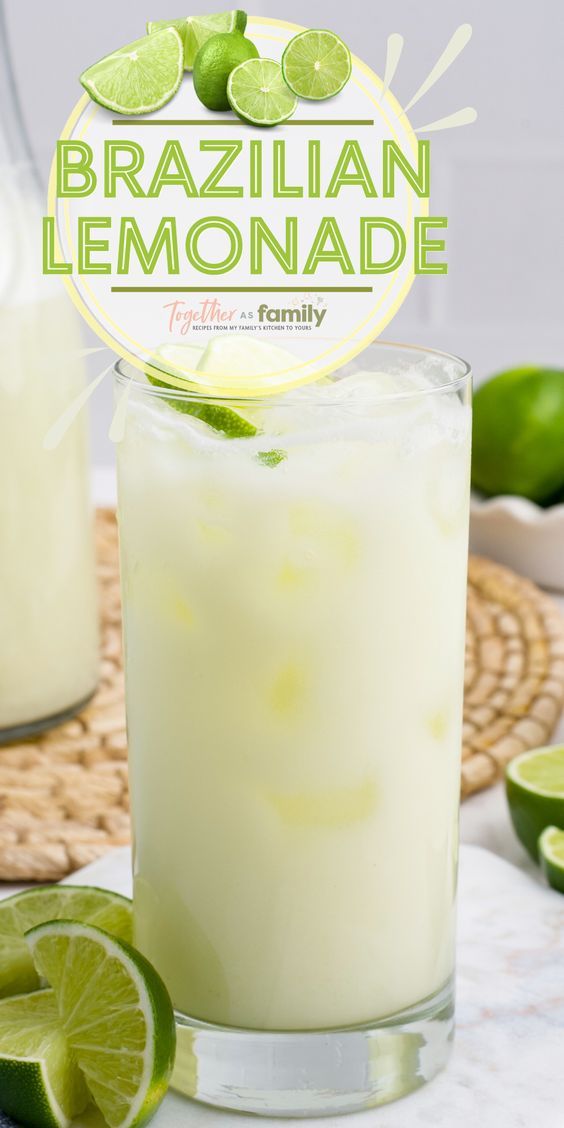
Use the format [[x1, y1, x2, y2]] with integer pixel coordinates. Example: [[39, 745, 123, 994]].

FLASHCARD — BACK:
[[114, 340, 472, 408]]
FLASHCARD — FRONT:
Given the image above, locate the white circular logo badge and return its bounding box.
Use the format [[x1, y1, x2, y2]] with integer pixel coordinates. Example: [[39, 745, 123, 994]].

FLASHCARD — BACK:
[[50, 17, 429, 394]]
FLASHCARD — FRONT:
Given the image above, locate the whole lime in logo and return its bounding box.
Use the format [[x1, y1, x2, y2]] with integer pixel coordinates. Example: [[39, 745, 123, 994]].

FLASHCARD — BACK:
[[193, 31, 259, 110], [471, 367, 564, 503]]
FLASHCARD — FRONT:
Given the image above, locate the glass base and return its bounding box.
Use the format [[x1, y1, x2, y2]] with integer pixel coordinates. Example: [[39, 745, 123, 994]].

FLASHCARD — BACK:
[[0, 689, 97, 746], [171, 977, 454, 1118]]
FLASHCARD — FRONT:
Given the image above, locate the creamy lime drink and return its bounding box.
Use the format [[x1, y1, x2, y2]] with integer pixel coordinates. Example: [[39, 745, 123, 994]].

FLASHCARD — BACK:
[[0, 182, 99, 737], [118, 340, 470, 1054]]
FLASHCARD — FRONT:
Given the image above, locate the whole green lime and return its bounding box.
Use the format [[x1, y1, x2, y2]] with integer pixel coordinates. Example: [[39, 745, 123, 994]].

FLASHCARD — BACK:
[[472, 367, 564, 503], [193, 31, 258, 110]]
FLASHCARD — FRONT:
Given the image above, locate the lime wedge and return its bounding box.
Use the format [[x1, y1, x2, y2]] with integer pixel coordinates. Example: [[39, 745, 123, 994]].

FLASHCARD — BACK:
[[0, 886, 132, 1000], [80, 28, 183, 115], [148, 11, 247, 70], [196, 333, 295, 385], [506, 745, 564, 861], [0, 989, 89, 1128], [539, 826, 564, 893], [26, 921, 176, 1128], [282, 29, 352, 100], [152, 342, 205, 373], [146, 374, 258, 437], [227, 58, 297, 125]]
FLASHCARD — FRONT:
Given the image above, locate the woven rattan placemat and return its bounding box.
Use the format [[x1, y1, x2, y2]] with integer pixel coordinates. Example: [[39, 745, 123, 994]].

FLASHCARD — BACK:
[[0, 508, 563, 881]]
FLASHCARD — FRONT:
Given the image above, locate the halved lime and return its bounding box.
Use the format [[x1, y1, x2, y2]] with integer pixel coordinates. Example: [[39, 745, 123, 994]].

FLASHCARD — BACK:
[[80, 28, 184, 115], [0, 886, 132, 1000], [539, 826, 564, 893], [281, 29, 352, 100], [227, 58, 298, 126], [26, 921, 176, 1128], [506, 745, 564, 861], [0, 989, 89, 1128], [148, 11, 247, 70]]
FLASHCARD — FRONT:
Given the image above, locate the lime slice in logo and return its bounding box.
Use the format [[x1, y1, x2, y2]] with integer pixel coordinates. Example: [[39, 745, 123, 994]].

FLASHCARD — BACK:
[[148, 11, 248, 70], [227, 58, 298, 126], [0, 885, 132, 1001], [80, 28, 184, 115], [25, 920, 176, 1128], [282, 29, 352, 100]]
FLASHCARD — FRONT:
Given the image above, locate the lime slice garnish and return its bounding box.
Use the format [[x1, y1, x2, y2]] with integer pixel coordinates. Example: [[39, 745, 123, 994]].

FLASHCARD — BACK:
[[0, 886, 132, 1000], [195, 333, 296, 388], [506, 745, 564, 861], [148, 11, 247, 70], [146, 376, 258, 437], [193, 31, 259, 111], [0, 989, 89, 1128], [80, 28, 184, 115], [152, 342, 205, 373], [281, 29, 352, 101], [26, 921, 176, 1128], [539, 826, 564, 893], [227, 58, 298, 126]]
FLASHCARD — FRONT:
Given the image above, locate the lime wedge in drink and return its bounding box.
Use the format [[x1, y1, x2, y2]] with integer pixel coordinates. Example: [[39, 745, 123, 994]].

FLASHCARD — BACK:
[[148, 11, 247, 70], [80, 29, 184, 115], [146, 370, 258, 437], [506, 745, 564, 861], [196, 333, 295, 384], [0, 989, 89, 1128], [281, 29, 352, 100], [0, 885, 132, 1000], [152, 342, 205, 373], [539, 826, 564, 893], [227, 58, 298, 125], [26, 921, 176, 1128], [193, 31, 259, 111]]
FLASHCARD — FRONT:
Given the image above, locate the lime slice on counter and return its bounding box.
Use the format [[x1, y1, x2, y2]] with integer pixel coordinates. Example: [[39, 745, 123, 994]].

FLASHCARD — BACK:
[[26, 921, 176, 1128], [0, 990, 89, 1128], [227, 58, 298, 125], [539, 826, 564, 893], [80, 29, 184, 115], [281, 29, 352, 100], [506, 745, 564, 861], [0, 886, 132, 1000], [148, 11, 247, 70]]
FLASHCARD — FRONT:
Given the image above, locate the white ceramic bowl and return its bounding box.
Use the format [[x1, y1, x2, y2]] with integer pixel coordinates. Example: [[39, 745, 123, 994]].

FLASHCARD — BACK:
[[470, 493, 564, 592]]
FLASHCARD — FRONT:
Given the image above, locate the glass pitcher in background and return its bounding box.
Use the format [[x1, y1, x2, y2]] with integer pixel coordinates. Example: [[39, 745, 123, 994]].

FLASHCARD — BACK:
[[0, 6, 99, 741]]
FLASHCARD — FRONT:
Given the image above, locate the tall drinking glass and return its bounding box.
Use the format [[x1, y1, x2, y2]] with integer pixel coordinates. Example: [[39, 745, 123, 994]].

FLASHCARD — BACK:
[[0, 5, 99, 741], [116, 343, 471, 1116]]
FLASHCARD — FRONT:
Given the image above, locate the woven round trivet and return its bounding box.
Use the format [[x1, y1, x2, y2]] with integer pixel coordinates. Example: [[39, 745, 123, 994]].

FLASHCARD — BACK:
[[0, 510, 563, 882]]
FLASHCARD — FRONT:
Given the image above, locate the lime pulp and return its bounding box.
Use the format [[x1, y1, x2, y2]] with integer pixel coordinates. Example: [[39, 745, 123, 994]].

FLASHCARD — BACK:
[[506, 745, 564, 861]]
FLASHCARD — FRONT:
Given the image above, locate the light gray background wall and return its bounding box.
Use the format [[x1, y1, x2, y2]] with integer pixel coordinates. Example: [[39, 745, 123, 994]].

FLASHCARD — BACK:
[[4, 0, 564, 467]]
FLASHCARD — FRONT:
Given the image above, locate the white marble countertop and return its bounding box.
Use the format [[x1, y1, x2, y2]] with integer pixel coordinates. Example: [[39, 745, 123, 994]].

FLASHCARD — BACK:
[[1, 475, 562, 1125]]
